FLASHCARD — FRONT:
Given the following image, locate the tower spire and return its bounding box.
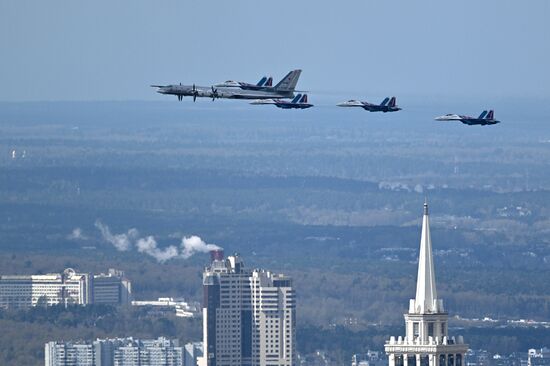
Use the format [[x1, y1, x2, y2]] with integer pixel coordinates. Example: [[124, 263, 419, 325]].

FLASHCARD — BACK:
[[414, 201, 439, 313], [386, 201, 467, 366]]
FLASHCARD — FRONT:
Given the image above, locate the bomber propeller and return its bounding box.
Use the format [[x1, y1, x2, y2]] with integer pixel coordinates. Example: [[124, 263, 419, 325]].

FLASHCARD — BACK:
[[210, 86, 219, 101], [191, 84, 199, 102]]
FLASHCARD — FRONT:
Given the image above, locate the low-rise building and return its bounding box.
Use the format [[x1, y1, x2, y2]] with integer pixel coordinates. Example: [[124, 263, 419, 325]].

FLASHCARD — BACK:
[[466, 349, 492, 366], [529, 348, 550, 366], [351, 351, 386, 366], [0, 268, 131, 309], [0, 268, 90, 308], [131, 297, 198, 318], [92, 269, 132, 306]]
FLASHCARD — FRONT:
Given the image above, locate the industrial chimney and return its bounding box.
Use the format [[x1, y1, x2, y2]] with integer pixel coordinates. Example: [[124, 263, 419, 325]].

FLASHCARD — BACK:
[[210, 249, 224, 262]]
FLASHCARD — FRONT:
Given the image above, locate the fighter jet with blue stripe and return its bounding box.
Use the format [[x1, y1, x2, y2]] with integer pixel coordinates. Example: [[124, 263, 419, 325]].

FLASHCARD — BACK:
[[435, 110, 500, 125], [250, 94, 313, 109], [151, 70, 301, 102], [337, 96, 401, 112], [214, 76, 273, 91]]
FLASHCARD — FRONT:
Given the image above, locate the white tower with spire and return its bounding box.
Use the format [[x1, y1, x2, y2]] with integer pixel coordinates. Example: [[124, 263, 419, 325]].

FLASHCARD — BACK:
[[385, 202, 468, 366]]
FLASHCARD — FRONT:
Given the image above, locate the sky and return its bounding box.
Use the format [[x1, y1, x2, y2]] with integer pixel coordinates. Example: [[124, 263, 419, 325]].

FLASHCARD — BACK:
[[1, 0, 549, 102]]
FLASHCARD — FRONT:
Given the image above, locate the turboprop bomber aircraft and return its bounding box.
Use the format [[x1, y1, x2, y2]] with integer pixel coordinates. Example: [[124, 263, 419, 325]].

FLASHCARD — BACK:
[[151, 70, 301, 102]]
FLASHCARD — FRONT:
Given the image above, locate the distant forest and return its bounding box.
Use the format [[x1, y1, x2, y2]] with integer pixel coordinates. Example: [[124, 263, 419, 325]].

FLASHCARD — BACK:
[[1, 102, 550, 364]]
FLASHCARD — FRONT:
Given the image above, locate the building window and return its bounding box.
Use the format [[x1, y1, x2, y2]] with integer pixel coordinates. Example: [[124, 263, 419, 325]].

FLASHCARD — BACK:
[[428, 322, 434, 337], [395, 355, 404, 366], [448, 354, 454, 366], [441, 322, 446, 336], [408, 355, 416, 366], [456, 354, 462, 366], [413, 322, 420, 337], [439, 354, 446, 366], [421, 355, 429, 366]]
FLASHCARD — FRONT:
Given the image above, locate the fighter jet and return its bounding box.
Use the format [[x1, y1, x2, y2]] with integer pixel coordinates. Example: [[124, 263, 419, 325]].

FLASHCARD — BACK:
[[435, 110, 500, 125], [214, 76, 273, 91], [250, 94, 313, 109], [337, 96, 401, 112], [151, 70, 302, 102]]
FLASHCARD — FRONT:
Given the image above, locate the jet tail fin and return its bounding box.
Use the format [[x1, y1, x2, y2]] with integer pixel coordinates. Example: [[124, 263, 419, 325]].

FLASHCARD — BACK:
[[478, 110, 488, 119], [388, 97, 397, 107], [486, 110, 494, 120], [380, 97, 390, 106], [300, 94, 308, 103], [274, 70, 302, 92], [291, 94, 302, 103], [256, 76, 268, 87], [265, 77, 273, 87]]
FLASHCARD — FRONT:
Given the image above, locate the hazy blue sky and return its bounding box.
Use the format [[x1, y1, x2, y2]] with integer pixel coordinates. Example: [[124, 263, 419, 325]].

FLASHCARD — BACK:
[[1, 0, 549, 101]]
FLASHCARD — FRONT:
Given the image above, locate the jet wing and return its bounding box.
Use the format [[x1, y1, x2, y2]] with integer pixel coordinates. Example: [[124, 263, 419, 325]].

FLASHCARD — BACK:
[[336, 100, 365, 107], [435, 114, 462, 121], [250, 99, 276, 105], [214, 89, 288, 100]]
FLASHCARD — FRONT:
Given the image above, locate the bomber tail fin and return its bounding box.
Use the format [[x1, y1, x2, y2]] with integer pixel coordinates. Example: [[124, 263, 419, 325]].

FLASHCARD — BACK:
[[478, 110, 488, 119], [388, 97, 397, 107], [274, 70, 302, 92]]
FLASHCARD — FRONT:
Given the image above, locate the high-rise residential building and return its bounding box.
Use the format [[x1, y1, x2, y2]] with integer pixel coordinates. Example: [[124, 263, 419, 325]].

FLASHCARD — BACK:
[[92, 269, 132, 306], [200, 251, 296, 366], [45, 341, 95, 366], [0, 268, 131, 309], [385, 202, 468, 366], [0, 268, 91, 308], [184, 342, 204, 366], [45, 337, 183, 366]]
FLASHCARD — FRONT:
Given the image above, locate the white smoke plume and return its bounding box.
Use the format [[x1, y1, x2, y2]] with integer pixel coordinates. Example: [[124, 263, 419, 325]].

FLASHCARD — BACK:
[[67, 227, 88, 241], [180, 235, 221, 259], [136, 236, 179, 263], [95, 220, 138, 252], [94, 220, 220, 262]]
